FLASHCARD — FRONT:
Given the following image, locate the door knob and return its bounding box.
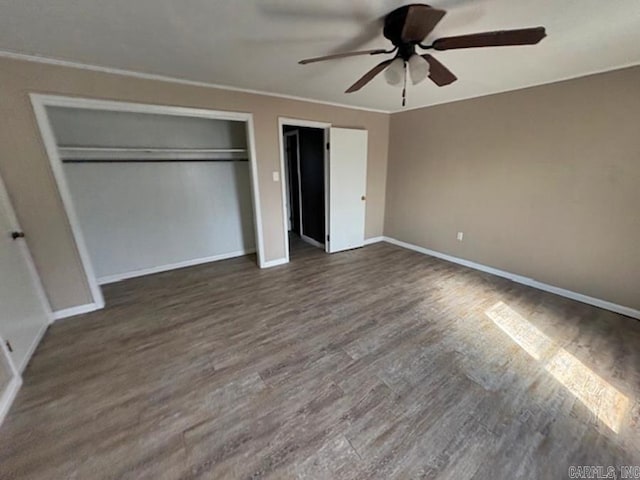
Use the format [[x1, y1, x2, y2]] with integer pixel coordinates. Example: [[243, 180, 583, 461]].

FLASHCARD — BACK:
[[11, 231, 25, 240]]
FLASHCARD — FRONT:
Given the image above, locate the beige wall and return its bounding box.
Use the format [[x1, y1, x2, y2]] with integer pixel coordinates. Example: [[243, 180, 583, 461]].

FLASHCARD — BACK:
[[385, 65, 640, 311], [0, 57, 389, 311]]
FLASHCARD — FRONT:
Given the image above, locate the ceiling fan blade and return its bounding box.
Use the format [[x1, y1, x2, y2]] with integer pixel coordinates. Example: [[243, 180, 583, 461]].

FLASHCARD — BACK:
[[328, 17, 385, 55], [345, 59, 393, 93], [432, 27, 546, 50], [299, 49, 388, 65], [421, 54, 457, 87], [401, 5, 446, 43]]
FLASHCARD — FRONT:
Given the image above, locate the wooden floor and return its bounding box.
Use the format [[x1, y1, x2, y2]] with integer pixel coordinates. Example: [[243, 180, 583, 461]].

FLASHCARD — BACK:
[[1, 239, 639, 479]]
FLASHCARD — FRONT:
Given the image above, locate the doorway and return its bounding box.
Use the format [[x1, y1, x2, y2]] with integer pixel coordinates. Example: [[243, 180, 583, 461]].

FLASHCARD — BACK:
[[278, 118, 369, 262], [282, 122, 328, 257]]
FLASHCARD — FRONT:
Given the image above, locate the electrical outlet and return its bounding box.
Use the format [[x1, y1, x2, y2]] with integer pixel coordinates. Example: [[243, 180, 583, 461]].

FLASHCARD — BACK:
[[457, 232, 464, 241]]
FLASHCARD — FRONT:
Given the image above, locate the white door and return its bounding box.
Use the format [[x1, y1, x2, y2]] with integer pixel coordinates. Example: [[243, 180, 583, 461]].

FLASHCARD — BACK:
[[328, 128, 368, 253], [0, 175, 50, 373]]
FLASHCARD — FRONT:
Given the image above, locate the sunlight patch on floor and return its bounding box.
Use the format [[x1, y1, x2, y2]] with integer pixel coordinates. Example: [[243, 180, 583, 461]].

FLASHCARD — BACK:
[[546, 349, 629, 434], [485, 301, 557, 360], [486, 301, 629, 433]]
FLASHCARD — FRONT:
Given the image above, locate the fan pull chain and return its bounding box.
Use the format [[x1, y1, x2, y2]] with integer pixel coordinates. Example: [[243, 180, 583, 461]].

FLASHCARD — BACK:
[[402, 61, 407, 107]]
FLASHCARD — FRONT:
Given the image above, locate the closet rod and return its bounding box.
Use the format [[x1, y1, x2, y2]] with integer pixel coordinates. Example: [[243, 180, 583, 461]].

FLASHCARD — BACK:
[[62, 158, 249, 164], [58, 147, 247, 153]]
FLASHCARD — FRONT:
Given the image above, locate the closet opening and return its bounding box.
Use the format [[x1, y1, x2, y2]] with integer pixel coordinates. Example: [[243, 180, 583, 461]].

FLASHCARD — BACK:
[[32, 95, 264, 310]]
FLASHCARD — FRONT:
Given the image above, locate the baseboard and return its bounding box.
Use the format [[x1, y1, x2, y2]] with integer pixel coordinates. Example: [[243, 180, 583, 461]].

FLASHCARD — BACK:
[[53, 302, 102, 321], [383, 236, 640, 320], [0, 376, 22, 426], [98, 249, 255, 285], [261, 257, 289, 268], [300, 234, 325, 249], [364, 236, 384, 245]]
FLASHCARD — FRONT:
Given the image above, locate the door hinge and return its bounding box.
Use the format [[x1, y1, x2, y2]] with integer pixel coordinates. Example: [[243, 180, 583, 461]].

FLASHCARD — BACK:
[[11, 231, 25, 240], [5, 340, 13, 353], [326, 234, 330, 242], [326, 142, 330, 150]]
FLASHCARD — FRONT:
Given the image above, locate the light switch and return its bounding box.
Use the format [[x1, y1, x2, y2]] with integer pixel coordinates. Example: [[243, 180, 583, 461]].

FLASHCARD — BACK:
[[272, 171, 280, 182]]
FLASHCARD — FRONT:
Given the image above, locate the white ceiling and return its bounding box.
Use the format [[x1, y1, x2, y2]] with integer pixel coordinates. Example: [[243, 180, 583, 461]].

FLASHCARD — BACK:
[[1, 0, 639, 112]]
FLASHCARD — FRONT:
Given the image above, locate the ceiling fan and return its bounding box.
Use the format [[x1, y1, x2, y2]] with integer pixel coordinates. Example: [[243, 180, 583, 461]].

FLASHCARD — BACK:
[[298, 3, 547, 106]]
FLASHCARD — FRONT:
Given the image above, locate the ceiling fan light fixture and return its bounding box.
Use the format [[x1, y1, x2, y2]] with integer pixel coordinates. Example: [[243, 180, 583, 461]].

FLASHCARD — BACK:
[[408, 54, 430, 85], [384, 57, 405, 87]]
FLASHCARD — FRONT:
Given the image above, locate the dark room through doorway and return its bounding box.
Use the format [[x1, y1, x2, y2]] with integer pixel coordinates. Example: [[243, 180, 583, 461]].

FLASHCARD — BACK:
[[282, 125, 326, 256]]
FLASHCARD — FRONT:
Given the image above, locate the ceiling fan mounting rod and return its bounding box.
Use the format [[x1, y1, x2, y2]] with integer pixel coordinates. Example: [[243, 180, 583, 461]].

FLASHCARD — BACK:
[[397, 44, 417, 60]]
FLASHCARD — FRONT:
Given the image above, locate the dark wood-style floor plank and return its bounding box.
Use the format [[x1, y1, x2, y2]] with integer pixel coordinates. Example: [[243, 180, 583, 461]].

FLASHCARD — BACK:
[[1, 237, 639, 479]]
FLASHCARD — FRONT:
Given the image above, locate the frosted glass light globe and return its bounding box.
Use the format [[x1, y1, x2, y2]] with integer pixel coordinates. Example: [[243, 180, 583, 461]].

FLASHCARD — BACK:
[[384, 57, 405, 87], [408, 54, 430, 85]]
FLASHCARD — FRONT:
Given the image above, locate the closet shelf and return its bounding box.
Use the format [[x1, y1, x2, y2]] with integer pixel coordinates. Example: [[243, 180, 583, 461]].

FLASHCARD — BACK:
[[58, 146, 248, 162]]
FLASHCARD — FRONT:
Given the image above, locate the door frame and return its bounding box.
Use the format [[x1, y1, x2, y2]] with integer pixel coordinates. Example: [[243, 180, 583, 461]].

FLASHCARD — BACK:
[[30, 94, 266, 313], [0, 173, 52, 372], [0, 338, 21, 425], [278, 117, 331, 260]]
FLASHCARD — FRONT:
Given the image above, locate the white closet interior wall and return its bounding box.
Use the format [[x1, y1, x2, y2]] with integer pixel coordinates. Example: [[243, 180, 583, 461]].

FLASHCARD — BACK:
[[47, 107, 255, 284]]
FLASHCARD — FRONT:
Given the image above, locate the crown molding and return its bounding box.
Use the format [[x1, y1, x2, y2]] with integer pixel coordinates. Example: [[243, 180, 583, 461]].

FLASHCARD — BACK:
[[0, 50, 391, 114], [4, 51, 638, 124]]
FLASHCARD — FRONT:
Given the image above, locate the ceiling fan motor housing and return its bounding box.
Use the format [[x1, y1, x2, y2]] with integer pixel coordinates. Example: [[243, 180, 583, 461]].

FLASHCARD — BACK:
[[384, 5, 418, 44], [384, 4, 434, 60]]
